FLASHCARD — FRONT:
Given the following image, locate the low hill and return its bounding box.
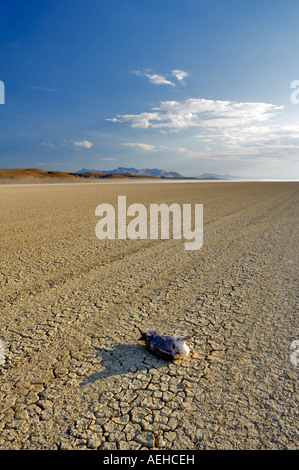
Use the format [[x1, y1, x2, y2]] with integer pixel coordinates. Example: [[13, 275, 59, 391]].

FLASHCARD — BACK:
[[0, 168, 156, 183]]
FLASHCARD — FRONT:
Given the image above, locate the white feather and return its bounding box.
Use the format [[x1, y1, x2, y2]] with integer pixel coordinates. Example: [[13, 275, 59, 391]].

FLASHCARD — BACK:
[[174, 337, 190, 356]]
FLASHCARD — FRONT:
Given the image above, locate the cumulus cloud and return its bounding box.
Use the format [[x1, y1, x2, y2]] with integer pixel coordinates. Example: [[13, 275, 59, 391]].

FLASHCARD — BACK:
[[108, 98, 283, 130], [133, 68, 189, 86], [172, 69, 189, 83], [109, 92, 299, 163], [73, 140, 93, 148], [133, 70, 175, 86]]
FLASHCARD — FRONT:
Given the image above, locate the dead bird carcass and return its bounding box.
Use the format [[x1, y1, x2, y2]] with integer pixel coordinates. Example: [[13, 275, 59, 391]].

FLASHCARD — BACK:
[[137, 327, 191, 360]]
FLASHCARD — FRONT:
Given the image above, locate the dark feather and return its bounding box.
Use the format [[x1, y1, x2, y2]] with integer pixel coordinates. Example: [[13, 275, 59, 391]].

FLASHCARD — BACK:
[[137, 327, 180, 360]]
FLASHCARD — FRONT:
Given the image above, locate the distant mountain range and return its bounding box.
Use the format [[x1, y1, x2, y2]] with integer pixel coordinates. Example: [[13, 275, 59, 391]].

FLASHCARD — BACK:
[[78, 167, 245, 180], [0, 167, 246, 183], [78, 167, 184, 178], [195, 172, 247, 180]]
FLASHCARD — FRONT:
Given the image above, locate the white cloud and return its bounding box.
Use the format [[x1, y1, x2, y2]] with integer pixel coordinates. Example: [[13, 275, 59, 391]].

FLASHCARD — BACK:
[[109, 95, 299, 165], [172, 69, 189, 83], [210, 123, 299, 159], [119, 129, 299, 163], [133, 70, 175, 86], [122, 142, 156, 151], [73, 140, 93, 149], [121, 142, 212, 159], [133, 68, 189, 86], [40, 139, 94, 150], [108, 98, 283, 131], [146, 73, 175, 86]]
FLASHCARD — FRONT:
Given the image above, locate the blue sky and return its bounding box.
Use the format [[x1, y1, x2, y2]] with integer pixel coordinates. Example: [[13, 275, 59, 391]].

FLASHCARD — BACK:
[[0, 0, 298, 179]]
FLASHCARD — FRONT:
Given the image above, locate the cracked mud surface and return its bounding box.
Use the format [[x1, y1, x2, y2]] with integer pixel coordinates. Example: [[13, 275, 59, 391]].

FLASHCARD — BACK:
[[0, 181, 298, 450]]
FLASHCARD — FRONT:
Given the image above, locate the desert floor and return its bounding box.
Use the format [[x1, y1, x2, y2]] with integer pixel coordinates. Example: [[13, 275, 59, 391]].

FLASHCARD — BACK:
[[0, 181, 298, 450]]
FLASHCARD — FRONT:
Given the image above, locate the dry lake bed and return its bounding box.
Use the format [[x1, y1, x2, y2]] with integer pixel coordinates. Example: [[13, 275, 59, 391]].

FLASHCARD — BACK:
[[0, 180, 298, 450]]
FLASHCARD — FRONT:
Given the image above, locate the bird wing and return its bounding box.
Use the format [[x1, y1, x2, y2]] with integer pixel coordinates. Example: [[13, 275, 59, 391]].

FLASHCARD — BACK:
[[147, 334, 176, 360]]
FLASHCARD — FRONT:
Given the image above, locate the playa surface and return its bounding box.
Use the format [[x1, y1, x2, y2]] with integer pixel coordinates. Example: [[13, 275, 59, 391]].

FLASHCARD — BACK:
[[0, 181, 298, 450]]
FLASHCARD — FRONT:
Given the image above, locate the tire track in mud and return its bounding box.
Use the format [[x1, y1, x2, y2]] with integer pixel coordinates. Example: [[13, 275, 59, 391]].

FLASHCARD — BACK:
[[0, 181, 292, 310]]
